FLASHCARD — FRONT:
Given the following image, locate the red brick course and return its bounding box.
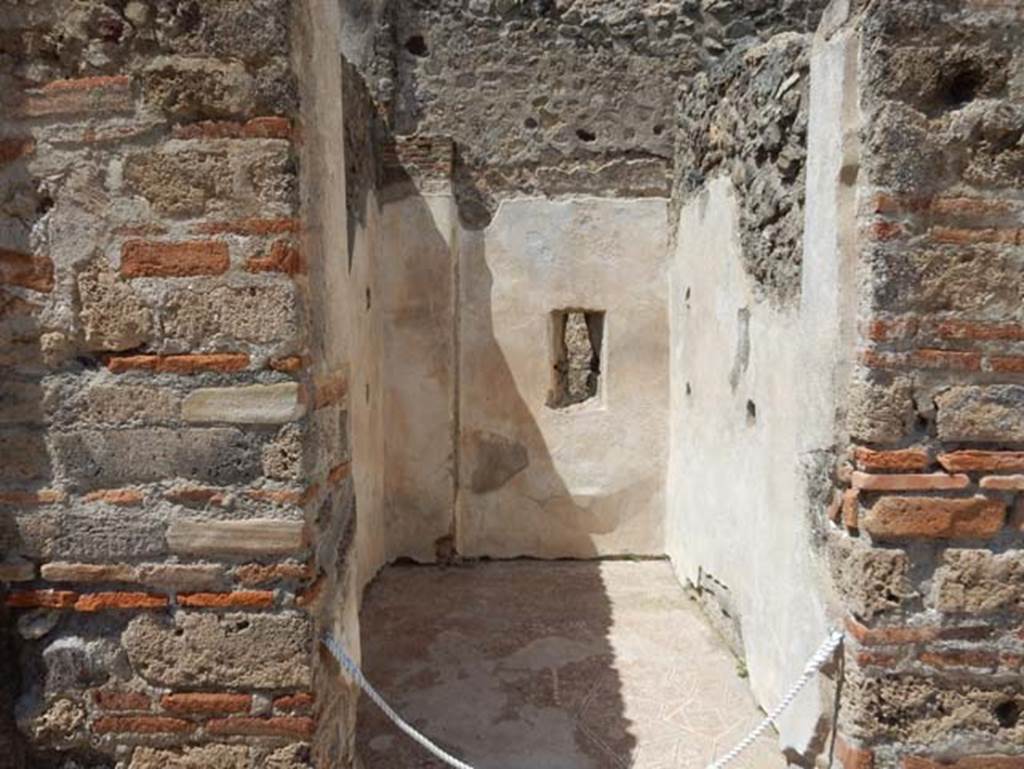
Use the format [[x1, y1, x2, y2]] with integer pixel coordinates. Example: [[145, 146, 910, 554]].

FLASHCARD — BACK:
[[106, 353, 250, 375], [178, 591, 275, 609], [862, 496, 1006, 540], [854, 447, 930, 472], [161, 692, 251, 715], [5, 590, 78, 609], [121, 240, 229, 278], [205, 716, 314, 738]]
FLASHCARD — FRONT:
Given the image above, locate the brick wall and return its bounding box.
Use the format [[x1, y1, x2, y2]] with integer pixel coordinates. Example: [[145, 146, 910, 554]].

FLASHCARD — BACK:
[[0, 3, 352, 767], [828, 0, 1024, 766]]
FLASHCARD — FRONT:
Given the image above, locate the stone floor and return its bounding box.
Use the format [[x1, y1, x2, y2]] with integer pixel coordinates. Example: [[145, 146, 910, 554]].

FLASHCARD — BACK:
[[355, 560, 786, 769]]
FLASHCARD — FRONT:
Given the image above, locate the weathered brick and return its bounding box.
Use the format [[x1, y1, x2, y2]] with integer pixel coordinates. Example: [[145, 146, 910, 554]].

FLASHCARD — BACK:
[[178, 591, 275, 609], [313, 371, 348, 409], [936, 386, 1024, 442], [845, 617, 938, 646], [269, 355, 305, 373], [935, 320, 1024, 341], [863, 317, 919, 343], [852, 472, 969, 491], [160, 692, 251, 715], [205, 716, 313, 738], [137, 563, 225, 592], [5, 589, 77, 609], [74, 592, 168, 612], [862, 496, 1006, 540], [854, 447, 930, 471], [182, 383, 305, 425], [93, 716, 193, 735], [917, 649, 999, 669], [94, 690, 152, 712], [835, 735, 874, 769], [246, 240, 303, 274], [989, 355, 1024, 374], [172, 117, 292, 140], [979, 475, 1024, 491], [164, 486, 229, 507], [909, 349, 982, 371], [106, 353, 250, 375], [121, 241, 229, 278], [82, 489, 144, 506], [328, 461, 352, 485], [938, 451, 1024, 473], [272, 692, 313, 714], [166, 519, 306, 557], [14, 75, 132, 118], [0, 248, 54, 292], [41, 562, 139, 583]]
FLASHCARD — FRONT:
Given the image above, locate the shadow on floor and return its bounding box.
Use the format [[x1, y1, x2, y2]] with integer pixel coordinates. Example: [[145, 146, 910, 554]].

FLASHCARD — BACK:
[[355, 560, 784, 769]]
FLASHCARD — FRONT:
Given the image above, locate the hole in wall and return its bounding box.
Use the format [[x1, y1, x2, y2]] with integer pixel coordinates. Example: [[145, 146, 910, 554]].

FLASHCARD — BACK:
[[576, 128, 596, 142], [942, 67, 982, 109], [653, 124, 664, 136], [685, 382, 692, 397], [404, 34, 428, 57], [365, 383, 370, 404], [548, 309, 604, 408], [365, 286, 371, 311], [746, 399, 757, 425], [524, 116, 538, 129], [995, 700, 1021, 728]]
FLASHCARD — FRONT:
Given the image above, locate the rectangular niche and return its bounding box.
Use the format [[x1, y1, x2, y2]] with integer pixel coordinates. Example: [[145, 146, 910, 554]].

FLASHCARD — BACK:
[[547, 309, 605, 408]]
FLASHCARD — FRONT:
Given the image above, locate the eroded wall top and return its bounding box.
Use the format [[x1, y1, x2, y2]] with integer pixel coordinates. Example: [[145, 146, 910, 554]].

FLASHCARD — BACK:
[[351, 0, 827, 215]]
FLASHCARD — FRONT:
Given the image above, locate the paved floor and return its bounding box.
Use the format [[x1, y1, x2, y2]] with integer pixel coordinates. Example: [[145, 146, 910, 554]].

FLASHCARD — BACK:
[[355, 560, 786, 769]]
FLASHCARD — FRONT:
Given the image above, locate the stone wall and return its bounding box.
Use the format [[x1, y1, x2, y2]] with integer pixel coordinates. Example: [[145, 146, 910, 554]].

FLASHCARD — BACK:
[[354, 0, 828, 221], [826, 0, 1024, 766], [0, 2, 354, 767]]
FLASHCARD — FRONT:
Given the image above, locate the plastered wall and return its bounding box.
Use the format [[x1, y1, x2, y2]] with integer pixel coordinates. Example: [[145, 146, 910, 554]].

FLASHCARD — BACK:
[[457, 197, 670, 558]]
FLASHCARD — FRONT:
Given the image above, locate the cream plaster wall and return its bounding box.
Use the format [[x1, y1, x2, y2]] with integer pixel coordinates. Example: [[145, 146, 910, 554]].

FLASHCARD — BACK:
[[456, 198, 670, 559], [665, 23, 860, 753]]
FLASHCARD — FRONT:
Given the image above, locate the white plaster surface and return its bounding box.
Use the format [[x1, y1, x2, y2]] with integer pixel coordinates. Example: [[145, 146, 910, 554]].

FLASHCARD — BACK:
[[457, 197, 670, 558], [664, 26, 860, 754]]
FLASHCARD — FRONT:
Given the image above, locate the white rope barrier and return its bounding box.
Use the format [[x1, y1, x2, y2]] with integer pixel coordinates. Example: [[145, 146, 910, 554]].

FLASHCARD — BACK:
[[707, 630, 845, 769], [323, 629, 844, 769]]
